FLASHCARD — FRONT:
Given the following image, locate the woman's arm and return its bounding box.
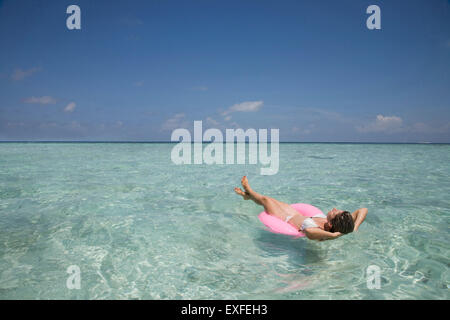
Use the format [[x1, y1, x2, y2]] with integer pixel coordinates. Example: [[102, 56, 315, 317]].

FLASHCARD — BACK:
[[304, 228, 342, 241], [351, 208, 368, 231]]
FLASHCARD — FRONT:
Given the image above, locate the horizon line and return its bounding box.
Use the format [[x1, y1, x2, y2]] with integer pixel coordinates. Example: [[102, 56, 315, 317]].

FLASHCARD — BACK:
[[0, 140, 448, 144]]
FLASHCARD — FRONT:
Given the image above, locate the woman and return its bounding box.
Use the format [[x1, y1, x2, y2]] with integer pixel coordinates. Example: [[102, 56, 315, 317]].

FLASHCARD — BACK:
[[234, 176, 368, 241]]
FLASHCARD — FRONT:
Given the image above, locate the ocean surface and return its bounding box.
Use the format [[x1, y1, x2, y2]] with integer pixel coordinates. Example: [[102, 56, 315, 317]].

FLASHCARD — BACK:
[[0, 142, 449, 299]]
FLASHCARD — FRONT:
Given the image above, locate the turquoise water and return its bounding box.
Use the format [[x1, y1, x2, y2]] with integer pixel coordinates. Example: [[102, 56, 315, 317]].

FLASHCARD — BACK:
[[0, 142, 449, 299]]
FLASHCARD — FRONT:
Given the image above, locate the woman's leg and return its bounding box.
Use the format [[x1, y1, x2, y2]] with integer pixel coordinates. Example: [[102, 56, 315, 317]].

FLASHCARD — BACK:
[[234, 176, 299, 220]]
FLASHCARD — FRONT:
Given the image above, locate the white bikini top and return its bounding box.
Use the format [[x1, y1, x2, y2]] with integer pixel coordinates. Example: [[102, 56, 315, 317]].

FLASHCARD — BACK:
[[301, 213, 327, 231]]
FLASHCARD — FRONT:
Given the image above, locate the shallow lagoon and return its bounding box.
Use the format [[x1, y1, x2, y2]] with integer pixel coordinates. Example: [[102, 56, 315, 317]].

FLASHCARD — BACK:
[[0, 143, 448, 299]]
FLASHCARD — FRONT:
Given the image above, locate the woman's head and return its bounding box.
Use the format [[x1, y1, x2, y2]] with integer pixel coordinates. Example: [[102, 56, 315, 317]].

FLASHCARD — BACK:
[[326, 208, 354, 234]]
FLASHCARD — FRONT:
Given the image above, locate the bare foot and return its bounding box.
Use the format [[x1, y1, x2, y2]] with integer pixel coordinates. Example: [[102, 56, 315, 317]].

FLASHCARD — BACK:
[[234, 187, 250, 200], [241, 176, 251, 193]]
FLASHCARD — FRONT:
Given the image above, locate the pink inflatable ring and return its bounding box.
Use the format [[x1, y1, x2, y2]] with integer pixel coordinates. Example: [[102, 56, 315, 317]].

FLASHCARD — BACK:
[[258, 203, 324, 238]]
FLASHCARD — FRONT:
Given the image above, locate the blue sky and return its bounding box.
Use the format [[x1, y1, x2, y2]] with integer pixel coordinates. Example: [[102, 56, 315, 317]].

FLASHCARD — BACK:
[[0, 0, 449, 142]]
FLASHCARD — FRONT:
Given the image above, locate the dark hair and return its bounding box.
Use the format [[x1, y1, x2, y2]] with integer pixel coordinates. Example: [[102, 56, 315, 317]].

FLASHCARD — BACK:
[[330, 211, 354, 234]]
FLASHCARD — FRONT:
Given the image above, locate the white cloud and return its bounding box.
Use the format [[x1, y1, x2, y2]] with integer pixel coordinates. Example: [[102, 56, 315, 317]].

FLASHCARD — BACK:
[[23, 96, 57, 105], [161, 113, 187, 131], [205, 117, 219, 126], [134, 80, 144, 87], [357, 114, 404, 133], [11, 67, 42, 81], [6, 122, 25, 127], [221, 100, 263, 121], [64, 102, 76, 112], [223, 100, 263, 115]]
